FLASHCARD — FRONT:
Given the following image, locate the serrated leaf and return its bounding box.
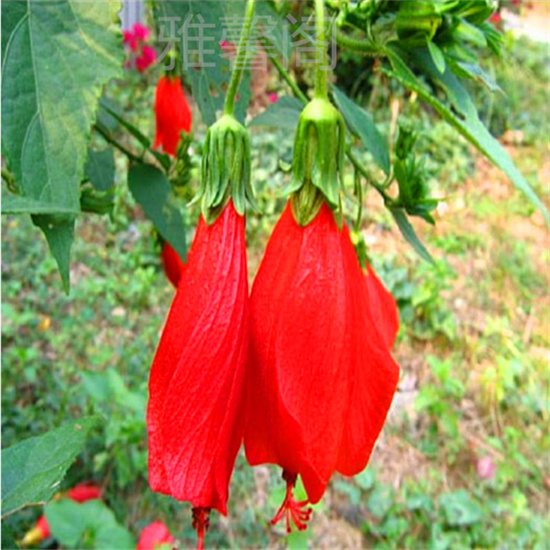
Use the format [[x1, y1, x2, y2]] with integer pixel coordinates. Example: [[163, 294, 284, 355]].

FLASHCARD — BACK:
[[32, 214, 75, 293], [389, 207, 434, 264], [1, 0, 123, 212], [332, 86, 390, 175], [248, 96, 304, 131], [46, 499, 135, 550], [154, 0, 251, 125], [128, 164, 187, 261], [85, 148, 115, 191], [386, 47, 550, 225], [1, 417, 101, 517]]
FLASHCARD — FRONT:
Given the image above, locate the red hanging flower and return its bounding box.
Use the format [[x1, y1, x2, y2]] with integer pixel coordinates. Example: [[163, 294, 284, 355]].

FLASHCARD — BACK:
[[154, 76, 192, 157], [161, 241, 185, 288], [147, 201, 249, 543], [136, 521, 175, 550], [244, 202, 399, 529], [364, 263, 399, 349]]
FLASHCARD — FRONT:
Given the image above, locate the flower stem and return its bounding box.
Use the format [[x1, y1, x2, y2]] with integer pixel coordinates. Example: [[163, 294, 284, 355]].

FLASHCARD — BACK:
[[223, 0, 257, 116], [314, 0, 329, 100]]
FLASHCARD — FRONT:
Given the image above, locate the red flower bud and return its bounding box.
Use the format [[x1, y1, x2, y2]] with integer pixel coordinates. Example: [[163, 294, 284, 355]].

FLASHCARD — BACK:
[[161, 242, 185, 288], [148, 202, 249, 521], [154, 76, 192, 157], [244, 202, 399, 526], [136, 521, 174, 550]]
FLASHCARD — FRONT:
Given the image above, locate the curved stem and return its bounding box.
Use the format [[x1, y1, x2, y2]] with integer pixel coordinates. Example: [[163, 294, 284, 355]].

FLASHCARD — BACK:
[[259, 39, 308, 104], [95, 125, 142, 164], [223, 0, 257, 116], [314, 0, 329, 99]]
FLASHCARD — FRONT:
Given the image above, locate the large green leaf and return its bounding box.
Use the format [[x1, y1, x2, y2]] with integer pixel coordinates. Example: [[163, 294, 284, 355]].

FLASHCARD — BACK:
[[1, 0, 123, 212], [46, 499, 135, 550], [1, 417, 101, 517], [332, 86, 390, 175], [386, 47, 550, 225], [154, 0, 250, 125], [127, 164, 187, 261]]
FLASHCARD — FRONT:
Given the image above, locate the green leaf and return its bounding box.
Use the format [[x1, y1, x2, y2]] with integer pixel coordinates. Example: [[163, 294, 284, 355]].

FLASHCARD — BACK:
[[248, 96, 304, 131], [154, 0, 251, 125], [439, 490, 483, 527], [127, 164, 187, 261], [1, 417, 101, 517], [1, 191, 77, 215], [427, 40, 445, 73], [46, 499, 135, 550], [85, 148, 115, 191], [386, 47, 550, 225], [450, 60, 502, 93], [332, 86, 390, 175], [1, 1, 123, 212], [32, 214, 76, 293], [389, 207, 434, 264]]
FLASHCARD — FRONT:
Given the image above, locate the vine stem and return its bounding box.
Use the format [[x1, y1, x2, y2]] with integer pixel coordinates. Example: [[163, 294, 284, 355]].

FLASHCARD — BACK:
[[314, 0, 329, 99], [94, 124, 142, 164], [223, 0, 257, 116]]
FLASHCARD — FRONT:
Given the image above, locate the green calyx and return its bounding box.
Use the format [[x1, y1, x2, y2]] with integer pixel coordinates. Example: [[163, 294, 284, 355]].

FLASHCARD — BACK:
[[288, 97, 346, 226], [196, 114, 255, 224]]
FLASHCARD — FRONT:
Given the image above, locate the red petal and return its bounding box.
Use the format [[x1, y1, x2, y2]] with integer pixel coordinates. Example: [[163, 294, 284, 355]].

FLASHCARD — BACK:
[[161, 241, 185, 288], [364, 263, 399, 349], [148, 202, 248, 514], [245, 203, 353, 504], [335, 233, 399, 476]]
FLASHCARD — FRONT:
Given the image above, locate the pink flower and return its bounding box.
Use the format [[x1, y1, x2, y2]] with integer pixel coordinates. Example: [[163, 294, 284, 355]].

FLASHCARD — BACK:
[[133, 23, 151, 43], [476, 456, 496, 480], [268, 92, 279, 103], [136, 45, 157, 72], [123, 30, 139, 52]]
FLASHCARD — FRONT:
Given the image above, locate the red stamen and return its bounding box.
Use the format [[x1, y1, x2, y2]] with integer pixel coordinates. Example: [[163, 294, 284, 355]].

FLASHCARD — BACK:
[[270, 470, 312, 533], [192, 507, 210, 550]]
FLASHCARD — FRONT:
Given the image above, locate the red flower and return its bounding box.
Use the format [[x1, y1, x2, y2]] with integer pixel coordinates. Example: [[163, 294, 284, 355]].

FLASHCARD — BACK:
[[136, 521, 174, 550], [147, 202, 249, 538], [154, 76, 192, 157], [364, 263, 399, 349], [66, 482, 102, 503], [244, 202, 399, 529], [161, 242, 185, 288]]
